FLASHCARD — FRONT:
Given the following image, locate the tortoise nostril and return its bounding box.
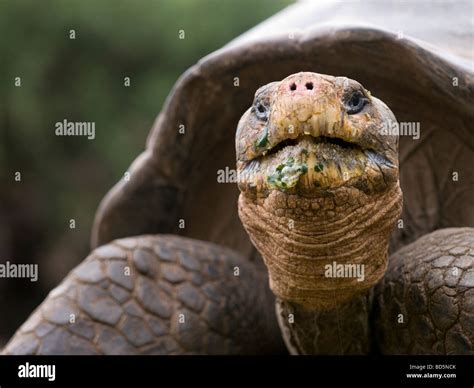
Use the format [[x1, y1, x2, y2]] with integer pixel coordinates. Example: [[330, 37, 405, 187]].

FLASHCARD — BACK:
[[305, 82, 313, 90], [290, 83, 297, 91]]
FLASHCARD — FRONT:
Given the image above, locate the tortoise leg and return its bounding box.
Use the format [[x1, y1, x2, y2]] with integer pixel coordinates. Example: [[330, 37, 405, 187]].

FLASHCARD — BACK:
[[2, 235, 285, 355], [374, 227, 474, 354]]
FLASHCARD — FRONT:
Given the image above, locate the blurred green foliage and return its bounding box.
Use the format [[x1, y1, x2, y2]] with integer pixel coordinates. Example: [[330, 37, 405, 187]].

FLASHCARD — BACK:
[[0, 0, 292, 342]]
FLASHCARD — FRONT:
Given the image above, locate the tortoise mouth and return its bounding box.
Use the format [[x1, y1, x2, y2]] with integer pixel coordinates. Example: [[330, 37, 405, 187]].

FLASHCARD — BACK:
[[237, 132, 394, 196], [264, 135, 362, 158]]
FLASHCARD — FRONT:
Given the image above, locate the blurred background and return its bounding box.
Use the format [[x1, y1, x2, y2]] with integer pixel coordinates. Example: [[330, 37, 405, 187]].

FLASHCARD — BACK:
[[0, 0, 292, 346]]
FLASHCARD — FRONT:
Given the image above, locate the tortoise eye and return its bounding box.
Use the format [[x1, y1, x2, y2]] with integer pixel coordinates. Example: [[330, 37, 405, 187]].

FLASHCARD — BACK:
[[345, 91, 367, 114], [255, 102, 268, 121]]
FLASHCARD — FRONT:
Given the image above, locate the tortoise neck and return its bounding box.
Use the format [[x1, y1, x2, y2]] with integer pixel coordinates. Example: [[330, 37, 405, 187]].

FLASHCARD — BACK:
[[275, 293, 373, 354], [239, 183, 403, 309]]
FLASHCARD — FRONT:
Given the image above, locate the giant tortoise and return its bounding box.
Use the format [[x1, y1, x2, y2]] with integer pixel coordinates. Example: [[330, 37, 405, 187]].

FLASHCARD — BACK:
[[3, 1, 474, 355]]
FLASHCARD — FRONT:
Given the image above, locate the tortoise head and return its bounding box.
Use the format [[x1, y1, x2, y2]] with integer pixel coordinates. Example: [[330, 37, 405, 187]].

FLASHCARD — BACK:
[[236, 72, 403, 308]]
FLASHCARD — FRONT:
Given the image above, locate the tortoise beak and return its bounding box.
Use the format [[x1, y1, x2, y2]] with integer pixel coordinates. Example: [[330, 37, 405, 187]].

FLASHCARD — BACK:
[[266, 73, 374, 156]]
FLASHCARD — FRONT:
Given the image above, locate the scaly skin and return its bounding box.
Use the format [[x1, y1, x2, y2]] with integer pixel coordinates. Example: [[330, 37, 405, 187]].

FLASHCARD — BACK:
[[3, 235, 284, 354], [374, 228, 474, 355]]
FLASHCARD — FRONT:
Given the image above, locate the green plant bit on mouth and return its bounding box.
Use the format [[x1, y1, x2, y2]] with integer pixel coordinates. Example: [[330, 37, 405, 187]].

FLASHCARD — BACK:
[[314, 163, 324, 173], [255, 127, 269, 148], [276, 157, 294, 172], [267, 158, 308, 190]]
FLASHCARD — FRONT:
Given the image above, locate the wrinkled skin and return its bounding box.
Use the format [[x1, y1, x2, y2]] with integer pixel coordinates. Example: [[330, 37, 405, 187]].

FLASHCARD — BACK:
[[237, 72, 403, 308]]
